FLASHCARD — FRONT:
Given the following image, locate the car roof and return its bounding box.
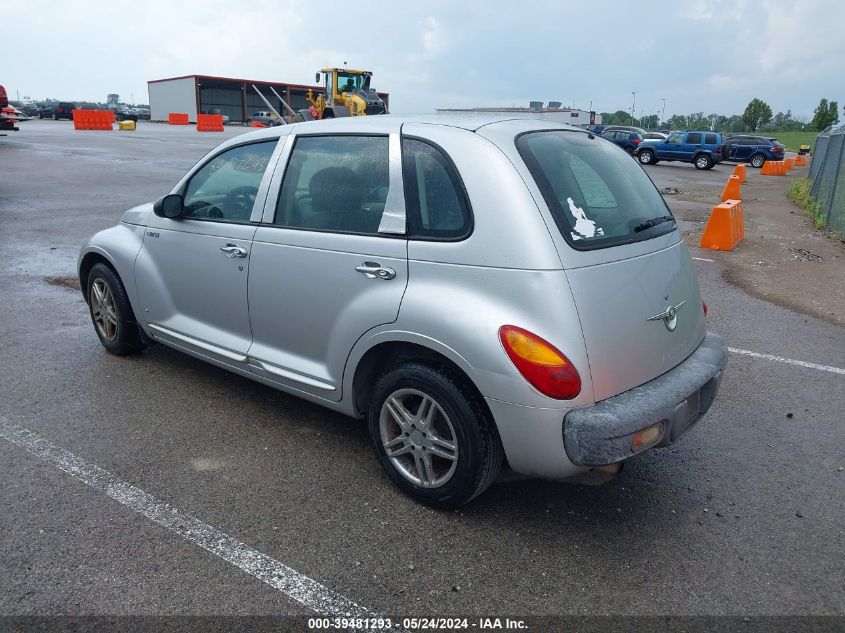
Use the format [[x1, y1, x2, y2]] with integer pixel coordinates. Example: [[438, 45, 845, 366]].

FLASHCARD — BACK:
[[225, 113, 586, 146]]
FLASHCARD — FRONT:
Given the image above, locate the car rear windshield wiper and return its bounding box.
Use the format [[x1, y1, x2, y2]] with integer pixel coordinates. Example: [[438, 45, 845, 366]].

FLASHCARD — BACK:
[[634, 215, 675, 233]]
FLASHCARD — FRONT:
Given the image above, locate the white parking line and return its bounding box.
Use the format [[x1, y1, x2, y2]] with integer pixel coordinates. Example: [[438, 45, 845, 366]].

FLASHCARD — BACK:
[[691, 257, 716, 262], [729, 347, 845, 375], [0, 419, 395, 628]]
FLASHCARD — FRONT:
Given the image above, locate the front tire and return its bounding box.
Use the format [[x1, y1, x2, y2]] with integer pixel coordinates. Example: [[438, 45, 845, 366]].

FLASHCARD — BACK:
[[750, 153, 766, 168], [368, 362, 503, 509], [86, 263, 146, 356], [694, 154, 713, 170]]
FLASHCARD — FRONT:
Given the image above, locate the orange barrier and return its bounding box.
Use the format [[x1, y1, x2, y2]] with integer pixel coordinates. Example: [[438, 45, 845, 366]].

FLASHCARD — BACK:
[[168, 112, 189, 125], [72, 109, 114, 130], [720, 174, 742, 202], [196, 114, 224, 132], [700, 199, 745, 251], [785, 157, 795, 170], [795, 154, 807, 167], [250, 120, 269, 128], [760, 160, 787, 175], [732, 164, 747, 183]]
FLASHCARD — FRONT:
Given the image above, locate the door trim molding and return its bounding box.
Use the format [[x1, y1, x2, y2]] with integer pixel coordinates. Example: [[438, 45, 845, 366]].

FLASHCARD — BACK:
[[148, 324, 248, 363]]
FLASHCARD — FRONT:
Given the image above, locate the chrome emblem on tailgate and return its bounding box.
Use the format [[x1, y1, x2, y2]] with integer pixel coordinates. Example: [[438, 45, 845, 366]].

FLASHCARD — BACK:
[[647, 300, 687, 332]]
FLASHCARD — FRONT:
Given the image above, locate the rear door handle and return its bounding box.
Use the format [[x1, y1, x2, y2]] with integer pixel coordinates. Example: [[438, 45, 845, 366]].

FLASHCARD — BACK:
[[220, 244, 248, 258], [355, 261, 396, 280]]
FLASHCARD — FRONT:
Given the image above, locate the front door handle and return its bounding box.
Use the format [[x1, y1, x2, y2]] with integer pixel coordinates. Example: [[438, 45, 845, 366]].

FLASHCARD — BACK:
[[355, 261, 396, 280], [220, 244, 248, 258]]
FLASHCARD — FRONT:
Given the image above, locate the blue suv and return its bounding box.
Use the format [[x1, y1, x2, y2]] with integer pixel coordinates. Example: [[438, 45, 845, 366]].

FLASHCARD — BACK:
[[635, 130, 724, 170], [722, 136, 785, 168]]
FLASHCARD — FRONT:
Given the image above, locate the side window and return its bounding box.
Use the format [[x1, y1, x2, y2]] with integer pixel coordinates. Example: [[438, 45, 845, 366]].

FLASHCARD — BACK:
[[667, 133, 683, 144], [686, 132, 702, 144], [705, 133, 718, 145], [402, 138, 472, 239], [273, 135, 389, 234], [183, 141, 277, 223]]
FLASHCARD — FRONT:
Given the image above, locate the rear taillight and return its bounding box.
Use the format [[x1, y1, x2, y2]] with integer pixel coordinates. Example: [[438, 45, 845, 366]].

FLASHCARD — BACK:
[[716, 145, 723, 154], [703, 302, 708, 317], [773, 146, 782, 152], [499, 325, 581, 399], [633, 138, 641, 145]]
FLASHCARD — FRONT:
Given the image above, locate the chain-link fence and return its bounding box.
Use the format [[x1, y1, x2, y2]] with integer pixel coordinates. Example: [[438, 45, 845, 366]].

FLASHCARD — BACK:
[[809, 123, 845, 235]]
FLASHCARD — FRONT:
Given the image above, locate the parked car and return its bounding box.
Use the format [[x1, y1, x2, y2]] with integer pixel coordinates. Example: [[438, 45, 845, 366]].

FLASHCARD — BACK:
[[48, 101, 76, 121], [78, 116, 728, 508], [135, 108, 151, 121], [601, 125, 647, 135], [19, 104, 39, 117], [36, 104, 55, 118], [202, 108, 230, 124], [722, 135, 785, 168], [246, 111, 282, 126], [114, 108, 138, 122], [635, 130, 725, 169], [601, 129, 644, 154], [586, 124, 608, 135]]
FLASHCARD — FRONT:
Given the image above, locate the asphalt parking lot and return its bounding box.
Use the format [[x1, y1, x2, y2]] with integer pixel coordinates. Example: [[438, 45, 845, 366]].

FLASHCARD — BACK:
[[1, 121, 843, 629]]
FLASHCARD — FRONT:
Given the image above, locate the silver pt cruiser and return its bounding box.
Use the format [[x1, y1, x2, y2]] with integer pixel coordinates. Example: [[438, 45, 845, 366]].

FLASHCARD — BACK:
[[79, 115, 728, 508]]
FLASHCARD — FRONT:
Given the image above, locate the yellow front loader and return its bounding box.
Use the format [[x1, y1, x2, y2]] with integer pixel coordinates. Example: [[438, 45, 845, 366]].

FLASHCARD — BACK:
[[306, 68, 387, 119]]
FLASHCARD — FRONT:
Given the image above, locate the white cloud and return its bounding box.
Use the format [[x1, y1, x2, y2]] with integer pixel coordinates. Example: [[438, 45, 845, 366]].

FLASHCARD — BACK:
[[421, 16, 449, 56], [709, 74, 739, 90]]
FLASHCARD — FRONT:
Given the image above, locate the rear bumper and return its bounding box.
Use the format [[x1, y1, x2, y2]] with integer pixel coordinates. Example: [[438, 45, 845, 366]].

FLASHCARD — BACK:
[[563, 332, 728, 467]]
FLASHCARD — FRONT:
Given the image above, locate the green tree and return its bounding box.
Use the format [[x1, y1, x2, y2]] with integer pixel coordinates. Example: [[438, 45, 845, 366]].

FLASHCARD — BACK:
[[639, 114, 659, 129], [665, 114, 688, 130], [810, 98, 840, 131], [687, 112, 708, 129], [726, 115, 746, 133], [772, 110, 804, 131], [599, 111, 629, 125], [742, 98, 773, 132]]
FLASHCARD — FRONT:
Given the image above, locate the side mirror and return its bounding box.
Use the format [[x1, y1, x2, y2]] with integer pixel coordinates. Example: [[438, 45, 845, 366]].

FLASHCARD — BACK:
[[315, 72, 321, 83], [153, 194, 184, 219]]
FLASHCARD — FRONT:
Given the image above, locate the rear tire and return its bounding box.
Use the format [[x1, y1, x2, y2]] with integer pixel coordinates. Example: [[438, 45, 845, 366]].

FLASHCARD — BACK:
[[638, 149, 655, 165], [86, 263, 146, 356], [694, 154, 713, 170], [751, 153, 766, 168], [368, 362, 503, 509]]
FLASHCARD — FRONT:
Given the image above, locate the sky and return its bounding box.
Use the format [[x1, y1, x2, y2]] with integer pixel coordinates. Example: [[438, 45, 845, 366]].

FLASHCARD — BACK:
[[4, 0, 843, 120]]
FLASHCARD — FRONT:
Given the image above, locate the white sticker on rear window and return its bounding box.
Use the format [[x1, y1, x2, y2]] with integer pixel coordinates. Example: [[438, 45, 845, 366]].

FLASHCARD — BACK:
[[567, 197, 604, 240]]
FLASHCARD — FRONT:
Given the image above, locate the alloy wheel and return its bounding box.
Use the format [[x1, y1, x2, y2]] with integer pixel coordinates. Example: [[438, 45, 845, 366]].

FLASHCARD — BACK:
[[90, 278, 118, 341], [379, 388, 458, 488]]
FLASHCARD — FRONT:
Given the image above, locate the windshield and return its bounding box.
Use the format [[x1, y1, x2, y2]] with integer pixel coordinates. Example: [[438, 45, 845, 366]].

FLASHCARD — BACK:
[[336, 72, 370, 93], [517, 130, 675, 250]]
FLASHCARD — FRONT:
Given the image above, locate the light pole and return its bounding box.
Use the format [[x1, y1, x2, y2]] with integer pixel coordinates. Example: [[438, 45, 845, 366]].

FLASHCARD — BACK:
[[661, 98, 666, 128], [631, 92, 636, 125]]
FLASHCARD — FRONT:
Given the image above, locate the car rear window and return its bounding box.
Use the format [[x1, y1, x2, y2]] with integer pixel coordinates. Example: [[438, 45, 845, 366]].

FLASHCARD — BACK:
[[517, 130, 675, 250], [705, 133, 718, 144], [687, 132, 702, 144]]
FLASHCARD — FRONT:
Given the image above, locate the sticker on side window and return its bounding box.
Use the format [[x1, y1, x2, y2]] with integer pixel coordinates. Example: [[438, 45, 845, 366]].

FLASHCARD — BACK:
[[567, 197, 604, 241]]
